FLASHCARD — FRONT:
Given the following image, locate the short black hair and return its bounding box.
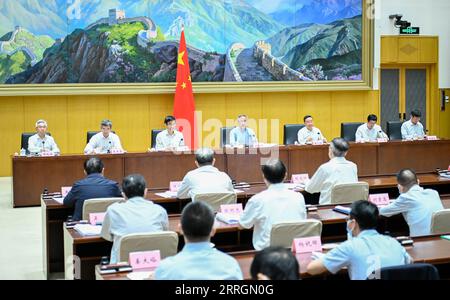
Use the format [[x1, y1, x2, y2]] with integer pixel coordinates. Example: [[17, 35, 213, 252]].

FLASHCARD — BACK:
[[367, 114, 378, 122], [181, 201, 215, 242], [261, 159, 286, 184], [84, 157, 104, 175], [397, 168, 418, 189], [411, 110, 422, 118], [303, 115, 313, 122], [250, 247, 300, 280], [164, 115, 176, 125], [330, 138, 349, 157], [122, 174, 146, 198], [349, 200, 379, 231]]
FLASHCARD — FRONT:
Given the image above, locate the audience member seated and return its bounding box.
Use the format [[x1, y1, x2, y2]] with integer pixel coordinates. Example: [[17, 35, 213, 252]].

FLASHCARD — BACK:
[[250, 246, 300, 280]]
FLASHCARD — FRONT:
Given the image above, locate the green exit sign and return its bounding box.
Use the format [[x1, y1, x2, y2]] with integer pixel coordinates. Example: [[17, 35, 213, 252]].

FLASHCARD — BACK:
[[400, 27, 420, 35]]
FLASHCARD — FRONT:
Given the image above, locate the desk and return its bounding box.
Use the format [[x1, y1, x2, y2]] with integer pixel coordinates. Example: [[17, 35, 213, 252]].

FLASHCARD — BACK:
[[62, 199, 450, 280], [13, 140, 450, 207], [95, 235, 450, 280]]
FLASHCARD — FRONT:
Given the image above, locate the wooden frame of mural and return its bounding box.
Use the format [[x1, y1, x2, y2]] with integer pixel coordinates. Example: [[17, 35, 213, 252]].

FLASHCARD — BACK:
[[0, 0, 374, 96]]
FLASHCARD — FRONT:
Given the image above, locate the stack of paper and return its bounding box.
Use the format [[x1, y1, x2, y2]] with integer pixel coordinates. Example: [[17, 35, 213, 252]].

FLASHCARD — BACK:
[[74, 224, 102, 236], [155, 191, 178, 198], [285, 183, 305, 190], [216, 213, 240, 225], [52, 197, 64, 204], [439, 173, 450, 179], [333, 206, 351, 215]]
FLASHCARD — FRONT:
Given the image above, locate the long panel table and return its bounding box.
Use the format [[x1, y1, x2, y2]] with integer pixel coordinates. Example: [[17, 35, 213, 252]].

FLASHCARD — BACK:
[[13, 140, 450, 207]]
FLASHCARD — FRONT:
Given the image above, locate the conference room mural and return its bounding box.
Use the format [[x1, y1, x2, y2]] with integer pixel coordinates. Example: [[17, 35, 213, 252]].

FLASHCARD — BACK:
[[0, 0, 369, 93]]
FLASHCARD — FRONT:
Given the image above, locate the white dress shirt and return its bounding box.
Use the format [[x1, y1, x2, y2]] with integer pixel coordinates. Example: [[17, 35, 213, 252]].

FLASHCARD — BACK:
[[305, 157, 358, 205], [401, 120, 425, 140], [27, 134, 60, 154], [229, 127, 258, 146], [239, 183, 307, 250], [84, 132, 123, 154], [297, 127, 325, 144], [355, 124, 388, 142], [177, 165, 234, 199], [155, 129, 184, 150], [380, 185, 443, 236], [101, 197, 169, 264]]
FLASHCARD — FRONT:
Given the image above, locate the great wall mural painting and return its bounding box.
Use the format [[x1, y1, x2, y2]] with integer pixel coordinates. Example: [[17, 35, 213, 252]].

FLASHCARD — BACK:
[[0, 0, 363, 84]]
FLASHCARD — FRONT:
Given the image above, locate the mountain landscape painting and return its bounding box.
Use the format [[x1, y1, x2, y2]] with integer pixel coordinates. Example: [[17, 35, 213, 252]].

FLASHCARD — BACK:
[[0, 0, 363, 84]]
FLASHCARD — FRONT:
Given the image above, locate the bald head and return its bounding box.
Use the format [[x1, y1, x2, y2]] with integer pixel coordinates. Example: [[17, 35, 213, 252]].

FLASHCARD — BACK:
[[397, 169, 418, 191]]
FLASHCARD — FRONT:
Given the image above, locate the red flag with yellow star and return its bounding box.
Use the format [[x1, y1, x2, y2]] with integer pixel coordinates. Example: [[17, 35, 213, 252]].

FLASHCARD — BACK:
[[173, 30, 197, 150]]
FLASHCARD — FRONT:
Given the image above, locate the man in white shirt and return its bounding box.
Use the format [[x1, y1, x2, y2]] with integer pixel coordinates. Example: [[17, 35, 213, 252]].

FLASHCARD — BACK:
[[297, 115, 326, 144], [27, 119, 60, 155], [401, 110, 425, 140], [101, 174, 169, 264], [229, 114, 258, 147], [84, 119, 124, 154], [380, 169, 443, 237], [355, 114, 388, 142], [307, 201, 411, 280], [154, 115, 185, 151], [305, 138, 358, 204], [239, 159, 307, 250], [177, 147, 234, 199]]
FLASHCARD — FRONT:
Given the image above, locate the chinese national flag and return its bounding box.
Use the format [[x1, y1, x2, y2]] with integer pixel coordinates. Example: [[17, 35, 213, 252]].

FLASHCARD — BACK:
[[173, 30, 197, 150]]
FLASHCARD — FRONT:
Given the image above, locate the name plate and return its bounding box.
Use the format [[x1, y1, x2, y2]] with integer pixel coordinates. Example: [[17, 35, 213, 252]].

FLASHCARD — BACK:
[[426, 136, 438, 141], [41, 151, 55, 157], [312, 140, 324, 145], [377, 138, 388, 143], [129, 250, 161, 270], [110, 148, 125, 154], [369, 193, 390, 206], [169, 181, 183, 192], [89, 212, 106, 225], [61, 186, 72, 197], [292, 236, 322, 254], [291, 174, 309, 184], [220, 203, 243, 215]]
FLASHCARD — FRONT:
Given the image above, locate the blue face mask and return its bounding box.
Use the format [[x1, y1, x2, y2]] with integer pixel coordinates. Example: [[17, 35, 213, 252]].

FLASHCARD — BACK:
[[346, 220, 354, 240]]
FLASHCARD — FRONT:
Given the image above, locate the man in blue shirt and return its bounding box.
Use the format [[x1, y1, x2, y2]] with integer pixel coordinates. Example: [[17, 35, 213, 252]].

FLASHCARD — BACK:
[[63, 158, 122, 221], [229, 114, 258, 147], [307, 201, 411, 280], [380, 169, 443, 236], [155, 201, 243, 280], [101, 174, 169, 264]]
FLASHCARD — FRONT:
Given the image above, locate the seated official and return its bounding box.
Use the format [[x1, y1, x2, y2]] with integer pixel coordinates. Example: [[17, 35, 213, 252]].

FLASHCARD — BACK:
[[250, 246, 300, 280], [239, 159, 307, 250], [380, 169, 443, 237], [401, 110, 425, 140], [355, 114, 388, 142], [101, 174, 169, 264], [297, 115, 326, 144], [28, 119, 60, 155], [63, 158, 122, 221], [84, 119, 124, 154], [307, 201, 412, 280], [177, 147, 234, 199], [305, 138, 358, 205], [154, 115, 184, 151], [155, 201, 243, 280], [229, 114, 258, 147]]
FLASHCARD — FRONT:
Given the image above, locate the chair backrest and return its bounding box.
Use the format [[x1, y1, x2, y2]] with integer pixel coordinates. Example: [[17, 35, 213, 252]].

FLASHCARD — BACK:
[[117, 231, 179, 263], [220, 127, 235, 147], [192, 192, 237, 212], [387, 121, 404, 141], [375, 263, 440, 280], [430, 209, 450, 234], [82, 197, 124, 220], [283, 124, 305, 145], [21, 132, 52, 153], [340, 122, 364, 142], [151, 129, 164, 148], [86, 131, 115, 144], [270, 219, 323, 248], [330, 182, 369, 204]]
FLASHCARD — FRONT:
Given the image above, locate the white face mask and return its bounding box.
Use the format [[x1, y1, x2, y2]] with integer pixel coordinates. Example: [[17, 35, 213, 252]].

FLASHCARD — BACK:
[[346, 220, 354, 240]]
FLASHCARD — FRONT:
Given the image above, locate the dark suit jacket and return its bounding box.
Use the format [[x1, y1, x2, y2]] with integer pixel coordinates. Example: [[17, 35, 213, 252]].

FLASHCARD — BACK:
[[63, 173, 122, 221]]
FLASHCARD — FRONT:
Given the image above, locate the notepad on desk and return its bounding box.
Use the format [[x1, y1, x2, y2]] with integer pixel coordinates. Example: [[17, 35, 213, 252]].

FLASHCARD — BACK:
[[52, 197, 64, 204], [333, 206, 351, 215], [155, 191, 178, 198], [74, 224, 102, 236], [216, 212, 240, 225], [441, 235, 450, 241]]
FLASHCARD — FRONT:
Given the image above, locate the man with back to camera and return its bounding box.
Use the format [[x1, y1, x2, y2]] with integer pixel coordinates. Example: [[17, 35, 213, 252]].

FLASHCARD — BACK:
[[84, 119, 124, 154]]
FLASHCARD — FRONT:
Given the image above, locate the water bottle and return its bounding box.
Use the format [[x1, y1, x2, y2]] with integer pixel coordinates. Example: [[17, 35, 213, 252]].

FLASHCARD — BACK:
[[20, 148, 26, 156]]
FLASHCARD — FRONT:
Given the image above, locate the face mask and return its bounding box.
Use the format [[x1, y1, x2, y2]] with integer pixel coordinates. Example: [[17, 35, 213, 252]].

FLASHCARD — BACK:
[[346, 220, 354, 240]]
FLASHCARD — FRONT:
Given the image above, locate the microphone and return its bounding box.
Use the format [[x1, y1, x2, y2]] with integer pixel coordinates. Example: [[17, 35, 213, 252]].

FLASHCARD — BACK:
[[179, 137, 184, 146], [107, 141, 112, 153], [42, 140, 45, 153]]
